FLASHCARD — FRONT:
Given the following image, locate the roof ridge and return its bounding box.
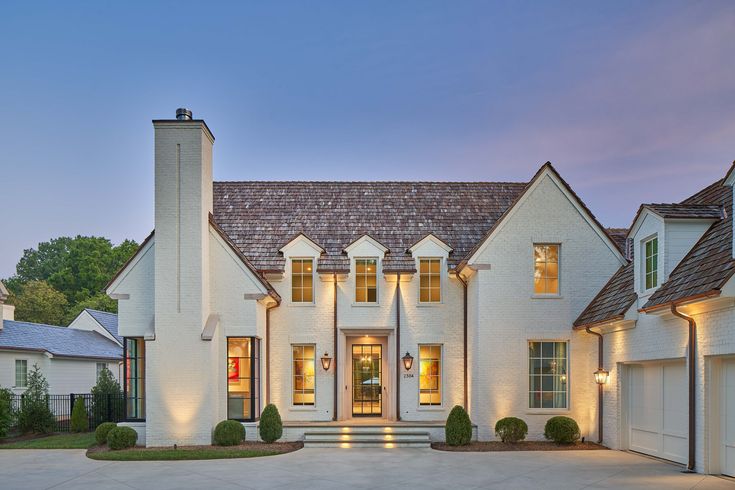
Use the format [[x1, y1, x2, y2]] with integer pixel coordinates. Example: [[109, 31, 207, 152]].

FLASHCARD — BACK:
[[85, 308, 116, 315], [3, 319, 68, 329], [213, 180, 528, 185]]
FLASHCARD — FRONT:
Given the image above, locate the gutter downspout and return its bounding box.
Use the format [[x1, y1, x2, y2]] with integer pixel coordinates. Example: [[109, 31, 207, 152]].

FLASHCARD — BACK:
[[395, 273, 401, 421], [333, 273, 338, 421], [456, 273, 468, 411], [671, 304, 696, 473], [585, 327, 604, 444]]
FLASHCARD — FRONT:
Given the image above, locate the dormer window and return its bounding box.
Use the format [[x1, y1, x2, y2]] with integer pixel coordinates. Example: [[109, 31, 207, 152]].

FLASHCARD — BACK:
[[419, 258, 441, 303], [644, 236, 658, 290], [291, 258, 314, 303], [355, 258, 377, 303]]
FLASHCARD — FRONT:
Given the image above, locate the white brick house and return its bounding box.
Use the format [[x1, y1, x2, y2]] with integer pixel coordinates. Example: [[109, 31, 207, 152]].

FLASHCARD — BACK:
[[108, 109, 734, 476]]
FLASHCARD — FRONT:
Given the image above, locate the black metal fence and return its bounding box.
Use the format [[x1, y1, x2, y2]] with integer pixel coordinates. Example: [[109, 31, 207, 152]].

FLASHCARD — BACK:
[[10, 393, 126, 432]]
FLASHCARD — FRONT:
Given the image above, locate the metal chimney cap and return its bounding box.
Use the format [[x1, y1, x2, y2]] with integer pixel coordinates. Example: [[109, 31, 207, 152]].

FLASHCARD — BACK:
[[176, 108, 193, 120]]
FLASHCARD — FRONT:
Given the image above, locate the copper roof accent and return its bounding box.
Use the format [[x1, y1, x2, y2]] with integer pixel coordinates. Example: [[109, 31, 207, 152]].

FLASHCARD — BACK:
[[642, 179, 735, 310], [212, 180, 527, 273], [573, 262, 636, 329]]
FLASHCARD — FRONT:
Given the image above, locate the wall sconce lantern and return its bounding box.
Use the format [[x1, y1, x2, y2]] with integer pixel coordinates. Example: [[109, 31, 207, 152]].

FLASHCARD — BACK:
[[594, 368, 609, 385], [402, 352, 414, 371], [320, 353, 332, 371]]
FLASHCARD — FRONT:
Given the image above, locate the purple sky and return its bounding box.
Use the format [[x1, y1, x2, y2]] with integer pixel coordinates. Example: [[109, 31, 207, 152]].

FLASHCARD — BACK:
[[1, 1, 734, 278]]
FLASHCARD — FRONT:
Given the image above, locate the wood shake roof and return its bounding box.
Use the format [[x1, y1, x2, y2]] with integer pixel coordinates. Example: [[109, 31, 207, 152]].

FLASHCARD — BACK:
[[212, 181, 527, 273], [576, 175, 735, 327]]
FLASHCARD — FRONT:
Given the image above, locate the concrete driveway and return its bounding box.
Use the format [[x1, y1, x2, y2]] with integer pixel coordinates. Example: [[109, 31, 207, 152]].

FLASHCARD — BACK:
[[0, 448, 733, 490]]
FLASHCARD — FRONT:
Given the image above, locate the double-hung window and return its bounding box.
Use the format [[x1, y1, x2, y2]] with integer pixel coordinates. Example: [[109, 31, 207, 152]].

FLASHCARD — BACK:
[[533, 244, 559, 295], [528, 341, 568, 409], [419, 344, 442, 405], [291, 259, 314, 303], [419, 258, 441, 303], [96, 362, 107, 379], [292, 344, 315, 406], [355, 258, 377, 303], [15, 359, 28, 388], [644, 236, 658, 290], [124, 338, 145, 420]]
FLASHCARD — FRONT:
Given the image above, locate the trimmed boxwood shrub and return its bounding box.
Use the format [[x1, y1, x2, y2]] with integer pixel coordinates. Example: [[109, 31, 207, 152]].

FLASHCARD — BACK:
[[544, 416, 580, 444], [214, 420, 245, 446], [494, 417, 528, 443], [445, 405, 472, 446], [259, 404, 283, 443], [95, 422, 117, 445], [70, 398, 88, 432], [107, 426, 138, 450]]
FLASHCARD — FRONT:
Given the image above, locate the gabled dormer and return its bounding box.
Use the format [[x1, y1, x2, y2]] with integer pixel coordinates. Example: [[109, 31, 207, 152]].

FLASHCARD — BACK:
[[628, 204, 721, 296]]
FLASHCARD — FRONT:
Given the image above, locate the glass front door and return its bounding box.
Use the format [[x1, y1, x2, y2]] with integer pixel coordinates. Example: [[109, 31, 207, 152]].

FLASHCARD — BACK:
[[352, 344, 382, 416]]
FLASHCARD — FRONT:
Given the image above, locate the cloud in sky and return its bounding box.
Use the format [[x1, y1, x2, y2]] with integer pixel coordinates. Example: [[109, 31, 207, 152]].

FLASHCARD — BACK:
[[0, 1, 733, 277]]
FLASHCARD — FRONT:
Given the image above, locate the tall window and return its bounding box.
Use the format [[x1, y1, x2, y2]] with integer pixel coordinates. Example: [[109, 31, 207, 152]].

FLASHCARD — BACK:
[[419, 344, 442, 405], [534, 244, 559, 295], [227, 337, 260, 421], [291, 259, 314, 303], [15, 359, 27, 388], [644, 237, 658, 290], [292, 344, 315, 406], [529, 341, 568, 409], [355, 258, 377, 303], [124, 338, 145, 420], [419, 258, 441, 303]]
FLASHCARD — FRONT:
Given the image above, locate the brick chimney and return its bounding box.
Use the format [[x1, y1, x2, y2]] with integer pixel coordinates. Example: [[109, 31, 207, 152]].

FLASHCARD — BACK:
[[0, 281, 14, 328]]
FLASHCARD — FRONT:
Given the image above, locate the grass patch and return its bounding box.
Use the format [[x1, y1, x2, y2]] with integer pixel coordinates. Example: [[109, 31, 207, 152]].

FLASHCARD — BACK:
[[0, 432, 97, 449], [87, 447, 282, 461]]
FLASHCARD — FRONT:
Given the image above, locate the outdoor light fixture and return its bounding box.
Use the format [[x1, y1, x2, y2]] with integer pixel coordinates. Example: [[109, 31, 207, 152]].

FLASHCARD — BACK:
[[320, 353, 332, 371], [402, 352, 414, 371], [594, 368, 609, 385]]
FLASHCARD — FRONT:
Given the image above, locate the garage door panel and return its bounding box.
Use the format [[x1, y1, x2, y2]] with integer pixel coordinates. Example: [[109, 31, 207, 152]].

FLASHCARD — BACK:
[[722, 359, 735, 477], [628, 361, 687, 465]]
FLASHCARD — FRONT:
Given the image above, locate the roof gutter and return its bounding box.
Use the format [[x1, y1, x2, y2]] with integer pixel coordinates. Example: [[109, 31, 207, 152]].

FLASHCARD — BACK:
[[584, 327, 604, 444], [670, 304, 697, 473], [639, 290, 720, 313]]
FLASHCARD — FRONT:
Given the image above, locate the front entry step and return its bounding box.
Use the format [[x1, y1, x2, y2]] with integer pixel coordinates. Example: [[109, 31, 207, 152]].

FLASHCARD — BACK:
[[303, 429, 431, 448]]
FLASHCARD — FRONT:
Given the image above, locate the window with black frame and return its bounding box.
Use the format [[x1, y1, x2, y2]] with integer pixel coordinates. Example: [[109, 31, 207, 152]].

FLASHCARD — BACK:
[[124, 338, 145, 420], [227, 337, 260, 421]]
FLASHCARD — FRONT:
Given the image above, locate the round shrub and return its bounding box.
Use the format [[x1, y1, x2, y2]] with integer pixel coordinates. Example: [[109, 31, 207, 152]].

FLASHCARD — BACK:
[[107, 426, 138, 450], [95, 422, 117, 445], [445, 405, 472, 446], [213, 420, 244, 446], [259, 404, 283, 443], [70, 398, 88, 433], [494, 417, 528, 443], [544, 416, 580, 444]]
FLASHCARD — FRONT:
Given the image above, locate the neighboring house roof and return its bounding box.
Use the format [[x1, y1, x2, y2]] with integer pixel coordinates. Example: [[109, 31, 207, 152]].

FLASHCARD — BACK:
[[639, 203, 723, 220], [574, 262, 636, 329], [85, 309, 122, 344], [643, 179, 734, 310], [0, 320, 122, 360], [213, 180, 527, 272]]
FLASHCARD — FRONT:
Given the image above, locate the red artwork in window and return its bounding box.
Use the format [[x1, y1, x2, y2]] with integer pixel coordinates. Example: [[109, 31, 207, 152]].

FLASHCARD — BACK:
[[228, 357, 239, 381]]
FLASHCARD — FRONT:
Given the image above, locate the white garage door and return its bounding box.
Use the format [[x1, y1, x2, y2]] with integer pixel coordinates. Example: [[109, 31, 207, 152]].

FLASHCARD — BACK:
[[721, 359, 735, 477], [628, 362, 688, 464]]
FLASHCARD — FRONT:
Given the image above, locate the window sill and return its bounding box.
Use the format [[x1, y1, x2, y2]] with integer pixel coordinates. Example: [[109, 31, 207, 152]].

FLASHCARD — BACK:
[[417, 406, 445, 411], [289, 406, 318, 411], [351, 303, 380, 307], [525, 409, 570, 415], [416, 302, 443, 307], [530, 295, 563, 300], [288, 302, 316, 307]]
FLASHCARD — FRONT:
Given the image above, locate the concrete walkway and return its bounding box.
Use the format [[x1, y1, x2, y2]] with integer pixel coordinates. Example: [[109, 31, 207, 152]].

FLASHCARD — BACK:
[[0, 448, 733, 489]]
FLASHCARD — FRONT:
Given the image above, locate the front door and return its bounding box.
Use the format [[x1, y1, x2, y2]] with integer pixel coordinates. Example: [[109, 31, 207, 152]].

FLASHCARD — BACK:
[[352, 344, 382, 416]]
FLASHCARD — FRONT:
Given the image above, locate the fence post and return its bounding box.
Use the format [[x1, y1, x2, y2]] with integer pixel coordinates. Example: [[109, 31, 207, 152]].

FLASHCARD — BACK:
[[106, 393, 112, 422]]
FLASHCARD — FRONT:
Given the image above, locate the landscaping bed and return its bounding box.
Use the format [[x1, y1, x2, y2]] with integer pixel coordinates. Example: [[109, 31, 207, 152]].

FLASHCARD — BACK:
[[87, 441, 303, 461], [0, 432, 97, 449], [432, 441, 607, 452]]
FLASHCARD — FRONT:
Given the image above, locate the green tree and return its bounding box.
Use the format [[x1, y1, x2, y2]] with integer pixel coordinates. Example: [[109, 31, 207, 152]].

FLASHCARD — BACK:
[[0, 387, 13, 439], [9, 280, 67, 325], [91, 367, 123, 424], [4, 236, 138, 323], [70, 398, 89, 432], [17, 364, 55, 434]]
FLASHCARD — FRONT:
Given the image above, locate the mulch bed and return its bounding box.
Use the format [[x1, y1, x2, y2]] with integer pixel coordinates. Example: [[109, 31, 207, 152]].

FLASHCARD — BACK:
[[432, 441, 607, 452], [87, 440, 303, 456], [0, 432, 52, 444]]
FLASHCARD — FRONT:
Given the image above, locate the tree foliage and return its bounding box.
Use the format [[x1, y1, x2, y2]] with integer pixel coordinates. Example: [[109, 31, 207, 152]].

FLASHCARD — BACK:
[[17, 364, 55, 434], [91, 366, 124, 423], [9, 280, 68, 325], [70, 398, 89, 432], [0, 387, 13, 439], [4, 236, 138, 325]]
